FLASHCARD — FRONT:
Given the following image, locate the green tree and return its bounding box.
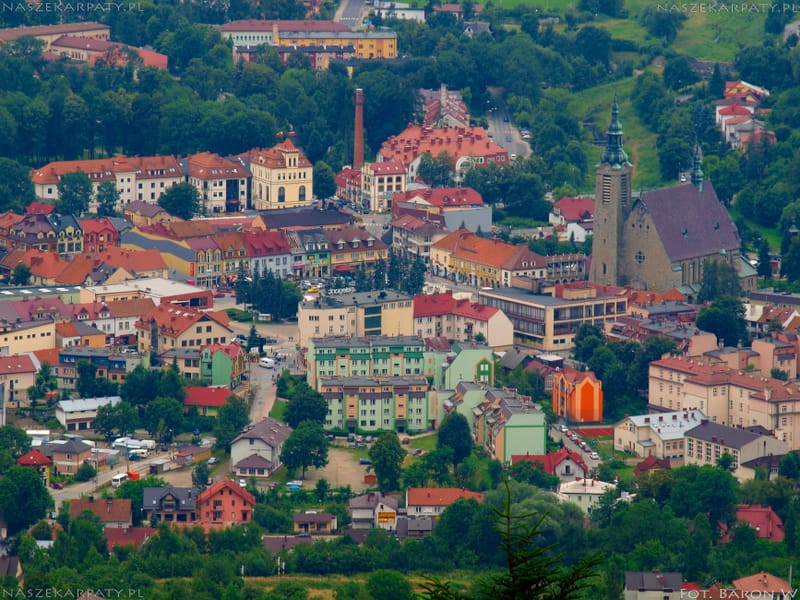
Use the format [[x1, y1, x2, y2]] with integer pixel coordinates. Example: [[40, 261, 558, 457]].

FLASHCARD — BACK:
[[366, 570, 414, 600], [120, 365, 161, 406], [95, 180, 120, 217], [10, 263, 30, 286], [193, 461, 211, 490], [698, 260, 741, 304], [313, 160, 336, 199], [76, 359, 118, 398], [0, 466, 50, 534], [509, 461, 560, 489], [57, 171, 92, 217], [437, 412, 473, 466], [696, 296, 748, 347], [573, 323, 604, 363], [369, 432, 406, 491], [757, 239, 772, 279], [280, 420, 329, 478], [93, 400, 138, 441], [284, 384, 327, 428], [115, 476, 167, 526], [27, 361, 58, 406], [214, 396, 249, 452], [0, 425, 31, 472], [417, 151, 453, 187], [142, 397, 185, 439], [74, 461, 96, 482], [663, 56, 699, 90], [0, 158, 35, 212], [158, 182, 201, 219]]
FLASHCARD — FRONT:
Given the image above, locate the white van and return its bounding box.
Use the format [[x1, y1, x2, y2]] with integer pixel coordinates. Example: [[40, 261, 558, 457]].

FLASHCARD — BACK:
[[259, 357, 275, 369], [111, 473, 129, 488]]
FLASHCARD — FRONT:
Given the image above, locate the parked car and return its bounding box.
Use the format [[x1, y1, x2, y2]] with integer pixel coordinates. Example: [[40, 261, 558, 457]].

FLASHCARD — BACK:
[[402, 437, 411, 445], [559, 425, 568, 432], [213, 291, 225, 298], [590, 452, 600, 460], [359, 459, 372, 465], [50, 482, 63, 490], [208, 457, 218, 465], [238, 479, 247, 487]]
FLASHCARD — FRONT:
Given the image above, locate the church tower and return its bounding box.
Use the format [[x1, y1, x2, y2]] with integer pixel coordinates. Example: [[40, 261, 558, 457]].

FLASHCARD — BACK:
[[589, 99, 633, 285]]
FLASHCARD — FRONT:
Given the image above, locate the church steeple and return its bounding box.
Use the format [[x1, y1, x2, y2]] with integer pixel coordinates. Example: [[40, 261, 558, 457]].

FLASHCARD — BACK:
[[690, 145, 704, 191], [601, 97, 629, 167]]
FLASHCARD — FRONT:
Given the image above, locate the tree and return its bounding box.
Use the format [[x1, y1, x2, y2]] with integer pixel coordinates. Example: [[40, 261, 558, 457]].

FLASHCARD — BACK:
[[158, 182, 201, 219], [27, 361, 58, 406], [437, 413, 473, 466], [663, 56, 699, 90], [0, 158, 34, 212], [280, 420, 329, 478], [573, 323, 604, 363], [74, 461, 97, 482], [417, 151, 453, 186], [757, 239, 772, 279], [369, 432, 406, 491], [313, 160, 336, 199], [0, 466, 50, 534], [284, 384, 328, 428], [696, 296, 748, 347], [214, 396, 249, 452], [95, 180, 120, 217], [142, 397, 185, 440], [93, 400, 138, 441], [697, 260, 741, 304], [0, 425, 31, 472], [366, 570, 414, 600], [76, 360, 118, 398], [120, 365, 162, 406], [192, 461, 211, 490], [56, 171, 92, 216], [10, 263, 30, 286]]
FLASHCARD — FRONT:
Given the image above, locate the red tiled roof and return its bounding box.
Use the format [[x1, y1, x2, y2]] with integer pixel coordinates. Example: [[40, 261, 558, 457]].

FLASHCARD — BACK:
[[0, 354, 36, 375], [78, 217, 115, 236], [733, 505, 784, 542], [718, 105, 752, 116], [394, 187, 483, 208], [136, 303, 230, 337], [413, 291, 497, 321], [0, 22, 109, 42], [17, 449, 52, 466], [241, 138, 312, 170], [552, 196, 594, 222], [198, 478, 256, 506], [56, 256, 98, 285], [186, 152, 246, 181], [432, 229, 544, 270], [69, 498, 132, 524], [104, 527, 157, 552], [364, 161, 406, 176], [23, 249, 70, 279], [33, 348, 61, 367], [55, 321, 81, 338], [25, 202, 56, 215], [557, 366, 600, 385], [31, 155, 180, 186], [184, 386, 234, 408], [96, 247, 166, 273], [633, 455, 671, 476], [406, 487, 483, 507], [733, 572, 792, 593], [378, 125, 508, 166], [511, 446, 588, 474], [220, 19, 351, 33]]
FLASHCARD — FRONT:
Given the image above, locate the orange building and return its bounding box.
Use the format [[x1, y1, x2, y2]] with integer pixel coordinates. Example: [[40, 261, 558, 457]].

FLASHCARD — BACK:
[[552, 367, 603, 423], [197, 479, 255, 528]]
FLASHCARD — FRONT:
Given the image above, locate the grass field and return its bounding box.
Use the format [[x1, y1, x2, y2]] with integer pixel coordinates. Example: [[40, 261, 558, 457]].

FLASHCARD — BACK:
[[729, 205, 781, 251], [409, 433, 438, 452], [269, 399, 288, 421]]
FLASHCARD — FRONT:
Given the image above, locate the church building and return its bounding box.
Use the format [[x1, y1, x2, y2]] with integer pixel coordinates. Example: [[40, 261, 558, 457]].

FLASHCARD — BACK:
[[589, 101, 744, 295]]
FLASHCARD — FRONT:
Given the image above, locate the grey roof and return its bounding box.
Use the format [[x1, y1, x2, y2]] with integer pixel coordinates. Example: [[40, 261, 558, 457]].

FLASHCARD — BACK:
[[232, 417, 292, 448], [143, 486, 198, 511], [623, 409, 706, 441], [234, 454, 274, 469], [71, 320, 105, 336], [57, 396, 121, 413], [107, 216, 134, 234], [121, 231, 196, 262], [161, 348, 202, 359], [624, 571, 682, 592], [685, 420, 768, 449], [311, 335, 423, 348], [46, 439, 91, 454], [637, 181, 740, 263], [302, 289, 412, 309], [260, 207, 353, 229], [0, 557, 20, 578], [319, 375, 429, 387], [349, 492, 398, 510], [396, 516, 435, 537], [478, 286, 618, 306]]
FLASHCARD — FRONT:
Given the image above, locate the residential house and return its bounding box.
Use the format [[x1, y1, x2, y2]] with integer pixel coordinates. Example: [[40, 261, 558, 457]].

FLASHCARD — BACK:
[[413, 291, 514, 348], [69, 497, 132, 528], [348, 492, 398, 530], [684, 419, 788, 479], [393, 187, 492, 234], [552, 367, 603, 424], [9, 248, 70, 285], [623, 571, 683, 600], [418, 84, 469, 128], [86, 278, 212, 309], [557, 478, 617, 514], [395, 516, 435, 539], [633, 455, 671, 477], [161, 348, 201, 381], [430, 228, 546, 288], [200, 343, 248, 389], [389, 213, 448, 265], [123, 201, 178, 226], [0, 557, 23, 585], [184, 152, 249, 214], [284, 229, 330, 279], [405, 487, 483, 518], [209, 231, 248, 284], [477, 285, 629, 351], [429, 340, 495, 391], [441, 381, 494, 431], [184, 386, 233, 417], [614, 409, 707, 460], [55, 320, 106, 348], [324, 227, 389, 274], [549, 196, 594, 228], [473, 387, 546, 462], [46, 439, 92, 476], [79, 218, 119, 256], [244, 139, 313, 211], [135, 303, 232, 365], [738, 454, 785, 481], [230, 417, 293, 479], [260, 206, 352, 232], [511, 447, 589, 482], [197, 478, 256, 528], [104, 527, 157, 552], [17, 449, 52, 486], [297, 290, 413, 348], [55, 396, 121, 432], [293, 512, 337, 535], [733, 572, 793, 599], [0, 354, 37, 408], [97, 247, 168, 279], [57, 347, 137, 388], [242, 230, 293, 278], [605, 315, 717, 357], [174, 444, 212, 466], [142, 486, 199, 525], [47, 36, 168, 70], [0, 211, 24, 250], [377, 125, 508, 182], [335, 166, 362, 206], [318, 376, 430, 433], [360, 161, 406, 213], [0, 22, 110, 47], [726, 504, 784, 543], [5, 213, 83, 256]]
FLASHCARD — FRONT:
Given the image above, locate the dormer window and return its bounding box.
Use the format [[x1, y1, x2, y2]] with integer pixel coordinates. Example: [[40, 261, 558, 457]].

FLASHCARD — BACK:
[[352, 240, 359, 248]]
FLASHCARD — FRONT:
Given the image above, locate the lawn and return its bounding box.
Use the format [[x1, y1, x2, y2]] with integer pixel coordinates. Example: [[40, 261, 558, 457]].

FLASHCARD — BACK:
[[409, 433, 438, 452], [269, 399, 288, 421], [729, 205, 781, 251], [225, 308, 253, 322]]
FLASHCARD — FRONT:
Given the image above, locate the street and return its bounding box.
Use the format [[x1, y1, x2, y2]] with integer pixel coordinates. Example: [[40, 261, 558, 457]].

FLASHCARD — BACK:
[[335, 0, 366, 28], [486, 87, 531, 160]]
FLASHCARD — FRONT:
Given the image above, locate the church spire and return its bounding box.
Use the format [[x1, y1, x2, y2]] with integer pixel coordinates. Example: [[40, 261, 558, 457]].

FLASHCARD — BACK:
[[691, 144, 703, 191], [601, 97, 629, 167]]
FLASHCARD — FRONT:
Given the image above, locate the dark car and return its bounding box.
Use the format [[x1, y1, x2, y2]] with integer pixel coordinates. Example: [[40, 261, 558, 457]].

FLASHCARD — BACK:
[[402, 437, 411, 445], [50, 482, 63, 490]]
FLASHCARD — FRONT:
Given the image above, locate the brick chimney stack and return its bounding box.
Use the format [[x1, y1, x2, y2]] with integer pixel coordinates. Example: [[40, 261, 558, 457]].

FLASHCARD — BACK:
[[354, 88, 364, 170]]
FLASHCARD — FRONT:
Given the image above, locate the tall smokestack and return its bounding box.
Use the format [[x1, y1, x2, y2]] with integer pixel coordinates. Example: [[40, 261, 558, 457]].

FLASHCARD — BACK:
[[354, 88, 364, 170]]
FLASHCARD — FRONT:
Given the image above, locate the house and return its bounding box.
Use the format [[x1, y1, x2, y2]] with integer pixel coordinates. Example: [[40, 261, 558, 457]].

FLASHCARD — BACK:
[[684, 419, 788, 480], [197, 479, 256, 528], [5, 213, 83, 256], [395, 516, 436, 539], [377, 125, 508, 182], [557, 478, 617, 515], [360, 161, 406, 213], [184, 386, 233, 417], [623, 571, 683, 600], [293, 512, 337, 535], [0, 319, 56, 356], [200, 343, 248, 389], [511, 447, 589, 482], [134, 303, 232, 365], [614, 409, 706, 460], [55, 396, 121, 432], [69, 497, 132, 528], [405, 488, 483, 518], [413, 291, 514, 348], [96, 247, 168, 279], [725, 504, 784, 543], [733, 572, 793, 598], [389, 213, 448, 265], [243, 139, 313, 211], [0, 354, 37, 408], [633, 455, 671, 477], [473, 387, 546, 462], [174, 445, 212, 466], [104, 527, 157, 552], [142, 486, 200, 525], [552, 367, 603, 424], [123, 201, 178, 226], [324, 227, 389, 274], [45, 439, 93, 476], [230, 417, 293, 479], [184, 152, 248, 214], [17, 449, 52, 486], [0, 22, 110, 47], [79, 218, 119, 256], [549, 196, 594, 228], [348, 492, 399, 530], [55, 320, 106, 349], [418, 84, 469, 128]]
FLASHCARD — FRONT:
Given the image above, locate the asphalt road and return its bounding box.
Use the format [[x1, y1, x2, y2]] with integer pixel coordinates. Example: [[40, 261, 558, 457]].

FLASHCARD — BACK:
[[336, 0, 365, 28], [486, 87, 532, 160], [549, 424, 601, 471]]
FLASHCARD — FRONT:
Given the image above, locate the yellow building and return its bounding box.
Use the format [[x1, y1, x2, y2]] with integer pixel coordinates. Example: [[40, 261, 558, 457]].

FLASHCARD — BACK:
[[135, 304, 233, 359], [245, 139, 313, 211], [325, 227, 389, 274], [0, 320, 57, 355], [278, 30, 397, 59]]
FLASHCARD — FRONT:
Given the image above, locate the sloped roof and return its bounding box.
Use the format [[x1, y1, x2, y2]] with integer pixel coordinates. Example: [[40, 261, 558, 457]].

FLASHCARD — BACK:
[[624, 572, 682, 592], [552, 196, 594, 222], [197, 478, 256, 506], [95, 247, 167, 273], [511, 446, 587, 474], [104, 527, 157, 552], [56, 256, 98, 285], [220, 19, 351, 33], [70, 498, 131, 523], [0, 354, 36, 375], [17, 448, 52, 466], [232, 417, 292, 448], [184, 386, 232, 408], [733, 572, 792, 592], [136, 304, 230, 337], [379, 125, 507, 165], [395, 187, 483, 208], [406, 487, 483, 507]]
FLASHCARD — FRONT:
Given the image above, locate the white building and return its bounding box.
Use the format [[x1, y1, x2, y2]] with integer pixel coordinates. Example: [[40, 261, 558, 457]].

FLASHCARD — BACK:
[[556, 478, 616, 514], [230, 417, 292, 479], [55, 396, 121, 431]]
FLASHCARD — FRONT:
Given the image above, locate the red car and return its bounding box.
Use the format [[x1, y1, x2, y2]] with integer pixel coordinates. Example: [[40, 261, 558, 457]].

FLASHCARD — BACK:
[[213, 292, 225, 298], [50, 482, 63, 490]]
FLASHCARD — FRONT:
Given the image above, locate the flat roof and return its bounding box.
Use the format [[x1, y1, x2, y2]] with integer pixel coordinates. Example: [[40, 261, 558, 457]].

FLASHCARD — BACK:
[[478, 287, 623, 306]]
